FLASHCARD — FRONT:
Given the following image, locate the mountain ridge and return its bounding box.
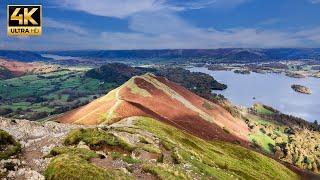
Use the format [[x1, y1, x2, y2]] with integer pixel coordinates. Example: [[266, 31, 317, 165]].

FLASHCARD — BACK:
[[57, 73, 249, 143], [46, 48, 320, 61]]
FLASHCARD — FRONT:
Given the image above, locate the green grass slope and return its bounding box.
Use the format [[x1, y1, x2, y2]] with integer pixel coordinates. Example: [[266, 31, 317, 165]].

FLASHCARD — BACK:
[[134, 117, 298, 180]]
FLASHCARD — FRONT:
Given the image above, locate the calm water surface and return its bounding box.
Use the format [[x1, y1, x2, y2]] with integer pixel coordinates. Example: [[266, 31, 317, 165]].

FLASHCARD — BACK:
[[189, 67, 320, 122]]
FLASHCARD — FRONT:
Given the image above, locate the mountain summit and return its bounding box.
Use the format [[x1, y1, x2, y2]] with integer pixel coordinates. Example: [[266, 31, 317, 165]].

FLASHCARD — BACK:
[[57, 73, 249, 143]]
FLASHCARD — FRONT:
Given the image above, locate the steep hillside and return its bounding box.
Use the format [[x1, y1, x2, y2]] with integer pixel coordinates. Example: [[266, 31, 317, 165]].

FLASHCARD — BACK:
[[57, 73, 249, 143]]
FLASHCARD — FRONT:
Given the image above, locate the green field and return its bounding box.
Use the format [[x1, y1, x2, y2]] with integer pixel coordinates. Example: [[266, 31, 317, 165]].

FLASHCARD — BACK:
[[252, 103, 275, 116], [0, 70, 116, 120]]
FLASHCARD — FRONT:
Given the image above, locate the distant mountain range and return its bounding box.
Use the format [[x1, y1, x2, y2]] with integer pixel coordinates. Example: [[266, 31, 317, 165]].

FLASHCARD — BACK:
[[45, 48, 320, 62], [1, 48, 320, 63], [0, 50, 51, 62]]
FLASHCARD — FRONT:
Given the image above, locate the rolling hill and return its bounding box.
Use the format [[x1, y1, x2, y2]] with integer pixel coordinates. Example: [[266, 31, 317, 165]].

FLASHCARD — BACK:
[[57, 73, 249, 143], [0, 59, 60, 79]]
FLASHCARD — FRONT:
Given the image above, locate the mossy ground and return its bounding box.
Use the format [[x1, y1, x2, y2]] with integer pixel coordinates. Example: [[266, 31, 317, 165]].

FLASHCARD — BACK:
[[64, 128, 135, 151], [45, 148, 132, 180], [0, 129, 21, 160], [47, 147, 99, 160]]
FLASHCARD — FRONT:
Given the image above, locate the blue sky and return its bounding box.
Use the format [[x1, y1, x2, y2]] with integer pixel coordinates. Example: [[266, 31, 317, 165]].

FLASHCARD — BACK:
[[1, 0, 320, 50]]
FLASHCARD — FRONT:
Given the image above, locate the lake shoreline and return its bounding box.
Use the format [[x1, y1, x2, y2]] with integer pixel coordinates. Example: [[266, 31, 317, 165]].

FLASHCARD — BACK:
[[189, 67, 320, 122]]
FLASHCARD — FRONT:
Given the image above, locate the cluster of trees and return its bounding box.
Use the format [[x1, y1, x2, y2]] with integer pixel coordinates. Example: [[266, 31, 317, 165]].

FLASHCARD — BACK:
[[0, 107, 47, 120], [51, 100, 89, 114], [273, 129, 320, 173], [250, 104, 320, 131], [155, 67, 227, 98], [85, 63, 145, 84], [86, 63, 227, 99], [247, 105, 320, 174], [233, 69, 250, 74]]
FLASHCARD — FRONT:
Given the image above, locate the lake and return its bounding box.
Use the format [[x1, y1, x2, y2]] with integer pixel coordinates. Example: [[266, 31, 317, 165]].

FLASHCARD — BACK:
[[41, 54, 80, 60], [189, 67, 320, 122]]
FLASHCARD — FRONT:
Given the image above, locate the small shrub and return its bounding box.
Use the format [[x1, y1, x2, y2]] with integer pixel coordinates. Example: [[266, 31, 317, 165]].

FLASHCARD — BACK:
[[0, 129, 21, 160]]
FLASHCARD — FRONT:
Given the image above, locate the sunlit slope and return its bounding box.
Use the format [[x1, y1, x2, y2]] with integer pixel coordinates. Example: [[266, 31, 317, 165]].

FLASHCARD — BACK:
[[57, 73, 249, 142]]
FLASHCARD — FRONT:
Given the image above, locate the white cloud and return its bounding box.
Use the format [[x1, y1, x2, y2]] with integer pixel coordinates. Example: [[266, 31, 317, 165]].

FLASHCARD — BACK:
[[309, 0, 320, 4], [168, 0, 249, 10], [125, 11, 300, 48], [45, 18, 88, 36], [3, 26, 320, 50], [3, 0, 320, 50], [58, 0, 165, 18], [56, 0, 249, 18], [295, 27, 320, 42]]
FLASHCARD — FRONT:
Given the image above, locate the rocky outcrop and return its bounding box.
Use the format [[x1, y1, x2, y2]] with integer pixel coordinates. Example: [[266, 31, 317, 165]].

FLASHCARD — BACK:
[[0, 117, 82, 179], [291, 84, 312, 94]]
